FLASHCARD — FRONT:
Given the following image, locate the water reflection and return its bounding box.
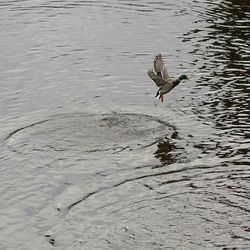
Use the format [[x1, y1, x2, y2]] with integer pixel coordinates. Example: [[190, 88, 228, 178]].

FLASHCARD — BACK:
[[184, 0, 250, 162], [154, 139, 176, 165], [154, 129, 186, 165]]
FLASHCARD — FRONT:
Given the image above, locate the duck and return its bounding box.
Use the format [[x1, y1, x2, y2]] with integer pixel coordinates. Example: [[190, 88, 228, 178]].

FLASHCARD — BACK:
[[148, 54, 190, 102]]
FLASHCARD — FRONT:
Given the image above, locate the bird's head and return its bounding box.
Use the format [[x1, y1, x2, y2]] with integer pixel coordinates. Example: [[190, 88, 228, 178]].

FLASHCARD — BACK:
[[179, 75, 191, 81]]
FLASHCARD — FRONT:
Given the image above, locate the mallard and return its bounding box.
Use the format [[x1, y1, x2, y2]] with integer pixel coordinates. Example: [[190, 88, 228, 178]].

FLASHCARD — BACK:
[[148, 54, 190, 102]]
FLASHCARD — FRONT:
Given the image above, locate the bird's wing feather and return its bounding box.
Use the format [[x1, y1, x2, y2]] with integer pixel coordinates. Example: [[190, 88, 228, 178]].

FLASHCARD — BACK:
[[148, 69, 170, 88], [153, 54, 171, 81]]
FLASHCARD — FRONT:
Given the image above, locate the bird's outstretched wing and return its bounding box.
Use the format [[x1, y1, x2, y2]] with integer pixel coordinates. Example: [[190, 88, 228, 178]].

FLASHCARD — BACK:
[[153, 54, 171, 82], [148, 69, 170, 88]]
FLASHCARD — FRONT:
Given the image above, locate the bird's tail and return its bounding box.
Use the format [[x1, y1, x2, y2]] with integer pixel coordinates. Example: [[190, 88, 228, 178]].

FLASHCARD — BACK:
[[155, 87, 161, 98]]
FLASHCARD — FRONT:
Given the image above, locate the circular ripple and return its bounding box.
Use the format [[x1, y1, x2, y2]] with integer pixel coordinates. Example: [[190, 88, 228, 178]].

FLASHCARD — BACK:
[[6, 113, 172, 157]]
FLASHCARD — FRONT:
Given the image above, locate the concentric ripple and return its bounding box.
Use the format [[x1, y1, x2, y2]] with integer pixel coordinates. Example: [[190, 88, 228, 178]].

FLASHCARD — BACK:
[[6, 112, 172, 157]]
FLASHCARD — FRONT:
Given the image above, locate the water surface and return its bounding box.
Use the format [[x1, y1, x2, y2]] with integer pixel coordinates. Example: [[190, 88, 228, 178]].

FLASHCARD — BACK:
[[0, 0, 249, 249]]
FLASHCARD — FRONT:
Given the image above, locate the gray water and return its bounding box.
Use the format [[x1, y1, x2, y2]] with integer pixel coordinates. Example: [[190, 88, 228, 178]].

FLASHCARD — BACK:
[[0, 0, 249, 249]]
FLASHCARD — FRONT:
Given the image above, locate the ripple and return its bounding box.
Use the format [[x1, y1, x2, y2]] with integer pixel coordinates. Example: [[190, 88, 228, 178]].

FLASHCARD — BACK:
[[44, 157, 250, 249], [6, 112, 173, 158]]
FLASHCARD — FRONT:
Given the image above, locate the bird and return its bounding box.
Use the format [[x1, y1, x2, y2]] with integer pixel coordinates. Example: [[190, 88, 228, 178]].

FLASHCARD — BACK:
[[148, 54, 190, 102]]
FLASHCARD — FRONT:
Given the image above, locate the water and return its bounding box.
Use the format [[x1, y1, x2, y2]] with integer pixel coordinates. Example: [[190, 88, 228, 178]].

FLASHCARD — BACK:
[[0, 0, 249, 249]]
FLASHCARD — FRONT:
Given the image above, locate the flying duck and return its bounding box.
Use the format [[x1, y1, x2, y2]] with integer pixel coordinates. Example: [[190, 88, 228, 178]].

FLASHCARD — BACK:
[[148, 54, 190, 102]]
